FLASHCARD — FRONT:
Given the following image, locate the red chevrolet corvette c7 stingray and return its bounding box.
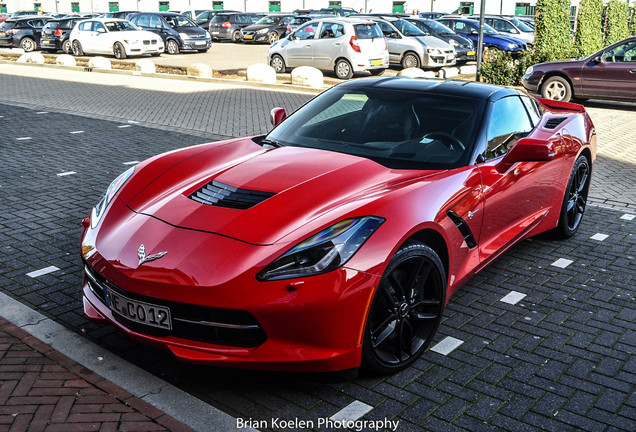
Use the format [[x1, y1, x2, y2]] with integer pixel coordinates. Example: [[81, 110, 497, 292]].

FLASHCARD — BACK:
[[80, 77, 596, 374]]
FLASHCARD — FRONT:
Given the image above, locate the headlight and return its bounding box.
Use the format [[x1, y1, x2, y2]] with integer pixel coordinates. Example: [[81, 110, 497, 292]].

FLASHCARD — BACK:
[[525, 65, 534, 75], [257, 28, 269, 34], [205, 30, 211, 38], [123, 39, 138, 44], [507, 43, 516, 49], [90, 167, 134, 229], [427, 48, 442, 55], [257, 216, 384, 281], [179, 32, 189, 40], [449, 39, 459, 46]]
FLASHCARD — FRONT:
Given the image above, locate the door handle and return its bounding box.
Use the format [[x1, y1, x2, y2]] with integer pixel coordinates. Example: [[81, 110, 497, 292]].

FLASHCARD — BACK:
[[305, 44, 311, 48], [629, 69, 636, 73], [334, 43, 341, 46]]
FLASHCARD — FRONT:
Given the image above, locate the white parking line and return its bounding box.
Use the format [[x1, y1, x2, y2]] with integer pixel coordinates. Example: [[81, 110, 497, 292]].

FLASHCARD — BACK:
[[551, 258, 573, 268], [431, 336, 464, 356], [57, 171, 76, 177], [620, 214, 635, 221], [590, 233, 609, 241], [16, 137, 31, 140], [36, 111, 48, 114], [500, 291, 526, 305], [127, 120, 139, 124], [70, 130, 85, 134], [123, 161, 139, 165], [330, 400, 373, 422], [26, 266, 60, 278], [118, 125, 132, 128]]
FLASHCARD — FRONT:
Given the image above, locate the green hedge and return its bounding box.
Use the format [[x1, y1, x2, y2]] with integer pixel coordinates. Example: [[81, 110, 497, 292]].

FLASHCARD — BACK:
[[629, 7, 636, 35], [605, 0, 630, 44], [534, 0, 573, 62], [481, 50, 534, 86], [574, 0, 604, 57]]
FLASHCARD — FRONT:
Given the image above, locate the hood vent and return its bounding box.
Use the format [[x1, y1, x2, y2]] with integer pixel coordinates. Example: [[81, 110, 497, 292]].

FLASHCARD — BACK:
[[544, 117, 567, 129], [189, 180, 275, 210]]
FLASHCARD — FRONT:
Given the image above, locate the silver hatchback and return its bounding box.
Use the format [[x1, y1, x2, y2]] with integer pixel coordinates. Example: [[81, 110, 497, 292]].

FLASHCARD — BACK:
[[268, 18, 389, 79]]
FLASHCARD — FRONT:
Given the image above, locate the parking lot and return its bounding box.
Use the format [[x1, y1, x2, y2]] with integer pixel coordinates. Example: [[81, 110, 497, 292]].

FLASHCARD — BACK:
[[0, 65, 635, 431]]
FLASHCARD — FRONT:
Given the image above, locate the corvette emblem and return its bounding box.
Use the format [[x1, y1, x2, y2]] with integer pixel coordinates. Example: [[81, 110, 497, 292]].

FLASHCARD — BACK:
[[137, 244, 168, 267]]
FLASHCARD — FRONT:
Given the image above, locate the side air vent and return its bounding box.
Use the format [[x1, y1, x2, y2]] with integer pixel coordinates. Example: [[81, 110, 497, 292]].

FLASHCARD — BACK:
[[446, 210, 477, 249], [189, 180, 275, 210], [544, 117, 567, 129]]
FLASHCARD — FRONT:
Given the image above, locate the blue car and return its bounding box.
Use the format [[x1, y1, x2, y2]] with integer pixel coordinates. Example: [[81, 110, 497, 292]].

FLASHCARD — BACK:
[[437, 18, 526, 54]]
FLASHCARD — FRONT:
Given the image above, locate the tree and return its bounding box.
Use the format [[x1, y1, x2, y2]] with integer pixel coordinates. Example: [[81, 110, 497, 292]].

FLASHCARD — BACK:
[[604, 0, 630, 45], [574, 0, 604, 57], [629, 5, 636, 36], [534, 0, 573, 62]]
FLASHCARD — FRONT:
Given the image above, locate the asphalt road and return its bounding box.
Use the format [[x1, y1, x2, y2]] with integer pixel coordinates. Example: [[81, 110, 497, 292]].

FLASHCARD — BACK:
[[0, 67, 635, 432]]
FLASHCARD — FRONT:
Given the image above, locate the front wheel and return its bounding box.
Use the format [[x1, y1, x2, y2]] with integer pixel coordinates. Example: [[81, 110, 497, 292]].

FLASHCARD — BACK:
[[270, 54, 286, 73], [401, 52, 421, 69], [113, 42, 127, 59], [362, 240, 446, 374], [71, 40, 84, 56], [551, 155, 591, 239], [541, 76, 572, 102], [334, 58, 353, 80], [166, 39, 179, 55], [268, 31, 279, 44]]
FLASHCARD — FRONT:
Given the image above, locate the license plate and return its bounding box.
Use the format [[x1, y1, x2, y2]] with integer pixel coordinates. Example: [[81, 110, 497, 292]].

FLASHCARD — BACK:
[[244, 35, 253, 39], [108, 289, 172, 330], [42, 40, 50, 44], [212, 31, 219, 34], [370, 59, 383, 66], [0, 32, 5, 36], [195, 41, 206, 45], [468, 50, 475, 56]]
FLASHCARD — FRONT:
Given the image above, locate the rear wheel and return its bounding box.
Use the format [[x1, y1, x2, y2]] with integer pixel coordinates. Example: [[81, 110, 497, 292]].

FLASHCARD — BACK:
[[71, 40, 84, 56], [166, 39, 179, 55], [362, 240, 446, 374], [401, 52, 420, 69], [551, 155, 591, 238], [270, 54, 286, 73], [541, 76, 572, 102], [113, 42, 127, 59], [231, 30, 241, 42], [334, 58, 353, 80], [20, 37, 36, 52], [62, 39, 71, 54]]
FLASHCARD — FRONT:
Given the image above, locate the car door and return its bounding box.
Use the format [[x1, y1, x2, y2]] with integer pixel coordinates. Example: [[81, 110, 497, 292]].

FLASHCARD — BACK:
[[476, 95, 561, 262], [578, 39, 636, 99], [92, 21, 111, 53], [312, 22, 345, 69], [76, 20, 97, 51], [26, 18, 46, 42], [285, 21, 318, 67]]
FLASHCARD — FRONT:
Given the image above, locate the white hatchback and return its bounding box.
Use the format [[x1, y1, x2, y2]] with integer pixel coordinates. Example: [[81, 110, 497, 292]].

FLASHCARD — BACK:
[[268, 18, 389, 80], [70, 18, 164, 59]]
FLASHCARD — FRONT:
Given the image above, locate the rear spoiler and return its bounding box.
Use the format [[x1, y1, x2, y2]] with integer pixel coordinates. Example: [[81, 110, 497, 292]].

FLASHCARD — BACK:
[[538, 98, 586, 113]]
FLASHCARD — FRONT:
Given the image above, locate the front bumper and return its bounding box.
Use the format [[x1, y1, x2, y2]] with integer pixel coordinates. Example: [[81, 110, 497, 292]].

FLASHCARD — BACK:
[[125, 41, 164, 56], [241, 31, 270, 43], [181, 38, 211, 50]]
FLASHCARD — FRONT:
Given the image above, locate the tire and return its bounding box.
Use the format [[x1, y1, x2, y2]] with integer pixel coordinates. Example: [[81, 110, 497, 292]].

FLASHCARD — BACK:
[[362, 240, 446, 374], [71, 40, 84, 56], [270, 54, 285, 73], [369, 68, 385, 76], [231, 30, 241, 42], [268, 31, 279, 44], [113, 42, 127, 59], [551, 155, 591, 239], [166, 39, 179, 55], [401, 52, 420, 69], [541, 76, 572, 102], [334, 58, 353, 80], [62, 39, 71, 54], [20, 37, 36, 52]]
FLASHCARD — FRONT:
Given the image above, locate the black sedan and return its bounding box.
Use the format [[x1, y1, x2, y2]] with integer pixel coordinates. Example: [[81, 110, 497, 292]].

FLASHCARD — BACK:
[[240, 14, 294, 44], [0, 16, 49, 52], [406, 17, 475, 63]]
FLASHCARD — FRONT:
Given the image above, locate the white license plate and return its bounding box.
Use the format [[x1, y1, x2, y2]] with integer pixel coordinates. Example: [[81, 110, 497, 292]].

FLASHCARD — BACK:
[[211, 31, 219, 34], [195, 41, 206, 45], [108, 290, 172, 330]]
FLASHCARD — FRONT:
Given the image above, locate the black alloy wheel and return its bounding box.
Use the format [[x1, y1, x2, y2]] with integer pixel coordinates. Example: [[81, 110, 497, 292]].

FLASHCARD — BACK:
[[113, 42, 127, 59], [553, 155, 591, 238], [362, 240, 446, 374], [71, 40, 84, 56], [62, 39, 71, 54]]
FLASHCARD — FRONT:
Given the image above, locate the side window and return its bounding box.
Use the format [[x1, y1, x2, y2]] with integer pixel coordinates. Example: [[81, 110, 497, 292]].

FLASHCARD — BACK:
[[137, 14, 150, 27], [295, 22, 319, 40], [486, 96, 533, 160], [453, 22, 465, 32], [149, 15, 162, 28], [319, 22, 342, 39], [601, 40, 636, 63], [129, 15, 138, 24], [520, 96, 542, 127], [280, 17, 291, 26], [93, 22, 105, 32], [78, 21, 92, 31], [377, 21, 393, 35]]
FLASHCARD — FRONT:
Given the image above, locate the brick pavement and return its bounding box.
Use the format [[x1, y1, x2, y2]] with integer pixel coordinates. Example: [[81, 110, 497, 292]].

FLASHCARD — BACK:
[[0, 70, 635, 432], [0, 317, 194, 432]]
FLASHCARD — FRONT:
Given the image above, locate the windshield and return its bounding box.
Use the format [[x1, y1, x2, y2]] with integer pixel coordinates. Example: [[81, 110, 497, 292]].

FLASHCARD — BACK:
[[105, 20, 139, 31], [425, 19, 455, 34], [211, 14, 229, 22], [508, 18, 534, 32], [393, 19, 426, 36], [290, 17, 311, 25], [266, 88, 484, 170], [165, 15, 196, 27], [256, 16, 282, 25]]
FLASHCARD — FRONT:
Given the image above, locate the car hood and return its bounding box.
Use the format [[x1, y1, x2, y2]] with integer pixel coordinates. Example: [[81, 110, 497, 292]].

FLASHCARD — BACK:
[[125, 138, 436, 245], [172, 25, 207, 35], [412, 35, 453, 50]]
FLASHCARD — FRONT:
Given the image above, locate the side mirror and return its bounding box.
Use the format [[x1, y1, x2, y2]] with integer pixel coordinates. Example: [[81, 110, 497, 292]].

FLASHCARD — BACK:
[[390, 31, 400, 38], [270, 107, 287, 127], [498, 137, 555, 172], [511, 28, 519, 34], [471, 30, 478, 35], [591, 55, 601, 63]]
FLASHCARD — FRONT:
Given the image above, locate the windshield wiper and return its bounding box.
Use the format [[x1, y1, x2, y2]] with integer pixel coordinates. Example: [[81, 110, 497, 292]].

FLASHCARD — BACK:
[[261, 138, 283, 148]]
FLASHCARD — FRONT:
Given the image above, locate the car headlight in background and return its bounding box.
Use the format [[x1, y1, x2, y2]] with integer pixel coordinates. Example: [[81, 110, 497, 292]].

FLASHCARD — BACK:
[[257, 216, 385, 281], [205, 30, 211, 38], [427, 48, 443, 55], [123, 39, 139, 44], [257, 28, 269, 34], [507, 43, 517, 49], [449, 39, 459, 46], [179, 32, 189, 40], [90, 167, 134, 229], [524, 65, 534, 75]]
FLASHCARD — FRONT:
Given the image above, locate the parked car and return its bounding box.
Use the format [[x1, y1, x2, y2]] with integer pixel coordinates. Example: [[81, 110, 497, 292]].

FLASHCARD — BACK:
[[360, 16, 456, 69], [128, 12, 211, 54], [418, 12, 448, 19], [179, 10, 207, 20], [268, 18, 388, 79], [522, 36, 636, 102], [208, 12, 260, 41], [405, 17, 475, 63], [437, 18, 527, 54], [40, 17, 83, 53], [194, 9, 239, 29], [285, 15, 317, 35], [0, 13, 10, 22], [100, 11, 138, 20], [319, 7, 358, 17], [69, 18, 164, 58], [241, 14, 294, 44], [0, 16, 50, 52], [79, 77, 595, 374], [468, 15, 535, 47]]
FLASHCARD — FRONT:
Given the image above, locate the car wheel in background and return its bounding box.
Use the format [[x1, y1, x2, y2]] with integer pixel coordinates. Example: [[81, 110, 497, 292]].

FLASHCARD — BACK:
[[335, 58, 353, 80], [20, 37, 36, 52], [268, 31, 279, 44], [401, 52, 421, 69], [362, 240, 446, 374], [71, 40, 84, 56], [166, 39, 179, 55], [541, 76, 572, 102], [270, 54, 286, 73], [113, 42, 127, 59], [62, 39, 71, 54], [551, 155, 591, 239], [232, 30, 241, 42]]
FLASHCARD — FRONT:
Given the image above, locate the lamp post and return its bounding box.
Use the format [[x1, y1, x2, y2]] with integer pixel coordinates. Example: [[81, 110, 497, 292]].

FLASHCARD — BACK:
[[475, 0, 486, 82]]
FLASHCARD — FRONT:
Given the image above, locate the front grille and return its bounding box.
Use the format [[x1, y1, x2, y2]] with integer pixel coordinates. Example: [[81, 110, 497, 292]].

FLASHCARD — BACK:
[[189, 180, 275, 210], [243, 31, 255, 36], [85, 265, 267, 348], [544, 117, 567, 129], [444, 49, 454, 54], [189, 34, 205, 39]]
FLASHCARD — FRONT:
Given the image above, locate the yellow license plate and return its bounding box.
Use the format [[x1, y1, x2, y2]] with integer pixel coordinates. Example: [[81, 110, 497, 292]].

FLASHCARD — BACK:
[[468, 51, 475, 56], [244, 35, 253, 39], [0, 32, 5, 36], [370, 59, 383, 66]]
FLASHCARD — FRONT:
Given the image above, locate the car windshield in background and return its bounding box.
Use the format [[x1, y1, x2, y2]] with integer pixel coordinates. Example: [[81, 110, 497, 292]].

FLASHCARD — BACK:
[[210, 14, 229, 22], [165, 15, 196, 27], [482, 23, 499, 35], [425, 19, 455, 35], [43, 21, 60, 29], [266, 88, 485, 170], [290, 17, 311, 25], [393, 19, 426, 36], [354, 23, 383, 39], [509, 18, 534, 32], [256, 16, 281, 25], [105, 21, 138, 31]]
